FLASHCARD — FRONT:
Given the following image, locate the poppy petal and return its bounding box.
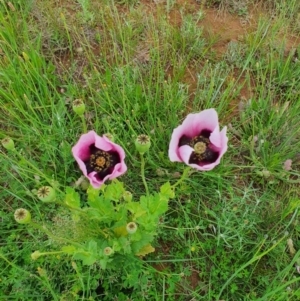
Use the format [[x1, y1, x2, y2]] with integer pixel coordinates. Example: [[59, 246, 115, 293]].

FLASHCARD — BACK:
[[168, 109, 228, 171], [72, 131, 127, 188]]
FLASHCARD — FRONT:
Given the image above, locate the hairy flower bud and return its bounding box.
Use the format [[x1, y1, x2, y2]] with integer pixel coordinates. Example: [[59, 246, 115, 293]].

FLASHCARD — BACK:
[[156, 168, 165, 177], [135, 135, 151, 155], [22, 52, 30, 62], [72, 99, 85, 116], [37, 186, 56, 203], [1, 137, 15, 151], [261, 169, 271, 178], [71, 261, 78, 270], [283, 159, 292, 171], [31, 250, 42, 260], [80, 178, 90, 190], [75, 176, 90, 190], [14, 208, 31, 224], [104, 133, 114, 142], [123, 191, 133, 202], [37, 267, 47, 277], [126, 222, 138, 234]]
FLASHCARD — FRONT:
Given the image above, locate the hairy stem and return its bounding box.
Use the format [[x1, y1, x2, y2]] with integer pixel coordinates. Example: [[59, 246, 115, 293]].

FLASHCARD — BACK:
[[80, 114, 87, 133], [172, 166, 191, 188], [140, 153, 149, 196]]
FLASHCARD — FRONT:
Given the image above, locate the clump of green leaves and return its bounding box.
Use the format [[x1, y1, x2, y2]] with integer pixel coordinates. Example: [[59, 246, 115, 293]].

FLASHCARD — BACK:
[[32, 180, 174, 269]]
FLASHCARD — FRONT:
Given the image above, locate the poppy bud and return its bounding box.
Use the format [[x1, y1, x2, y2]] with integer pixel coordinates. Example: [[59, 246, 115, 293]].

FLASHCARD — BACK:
[[37, 267, 47, 277], [104, 133, 114, 142], [22, 52, 30, 62], [283, 159, 292, 171], [261, 169, 271, 178], [31, 250, 42, 260], [14, 208, 31, 224], [126, 222, 138, 234], [72, 99, 85, 116], [123, 191, 132, 202], [1, 137, 15, 151], [71, 261, 77, 270], [135, 135, 151, 155], [37, 186, 56, 203], [80, 178, 90, 190]]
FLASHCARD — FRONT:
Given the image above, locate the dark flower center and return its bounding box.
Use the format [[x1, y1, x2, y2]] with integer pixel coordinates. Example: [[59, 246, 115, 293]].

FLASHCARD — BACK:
[[85, 145, 120, 180], [179, 130, 219, 165]]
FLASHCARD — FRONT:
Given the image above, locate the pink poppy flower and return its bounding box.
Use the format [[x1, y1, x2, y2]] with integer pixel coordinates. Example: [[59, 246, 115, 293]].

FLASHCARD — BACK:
[[168, 108, 228, 171], [72, 131, 127, 188]]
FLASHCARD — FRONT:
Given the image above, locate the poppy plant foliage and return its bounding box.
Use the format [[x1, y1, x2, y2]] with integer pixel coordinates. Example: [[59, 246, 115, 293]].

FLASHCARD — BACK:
[[72, 131, 127, 188], [20, 108, 229, 268], [168, 108, 228, 171]]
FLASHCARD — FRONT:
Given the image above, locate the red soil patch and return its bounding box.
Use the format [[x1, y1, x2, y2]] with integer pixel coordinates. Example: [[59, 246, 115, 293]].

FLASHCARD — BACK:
[[187, 269, 201, 290], [165, 3, 261, 113], [200, 7, 252, 57], [170, 3, 299, 113]]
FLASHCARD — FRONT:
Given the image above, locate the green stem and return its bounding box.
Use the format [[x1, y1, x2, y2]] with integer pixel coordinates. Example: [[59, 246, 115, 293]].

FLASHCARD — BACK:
[[140, 153, 149, 196], [80, 114, 87, 133], [172, 166, 191, 188], [39, 250, 66, 257]]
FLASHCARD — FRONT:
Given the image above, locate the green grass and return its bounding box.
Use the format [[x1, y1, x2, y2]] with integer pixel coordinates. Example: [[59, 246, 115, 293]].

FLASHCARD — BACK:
[[1, 0, 300, 300]]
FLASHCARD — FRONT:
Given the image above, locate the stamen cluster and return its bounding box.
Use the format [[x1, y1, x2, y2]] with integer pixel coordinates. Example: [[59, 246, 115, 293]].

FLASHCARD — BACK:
[[89, 150, 113, 172]]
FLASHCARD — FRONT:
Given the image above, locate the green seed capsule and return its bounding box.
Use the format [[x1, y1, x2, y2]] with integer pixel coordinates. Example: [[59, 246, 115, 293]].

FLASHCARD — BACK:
[[135, 135, 151, 155], [37, 186, 56, 203], [103, 247, 114, 256], [14, 208, 31, 224], [72, 99, 86, 116], [1, 137, 15, 151], [126, 222, 138, 234]]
